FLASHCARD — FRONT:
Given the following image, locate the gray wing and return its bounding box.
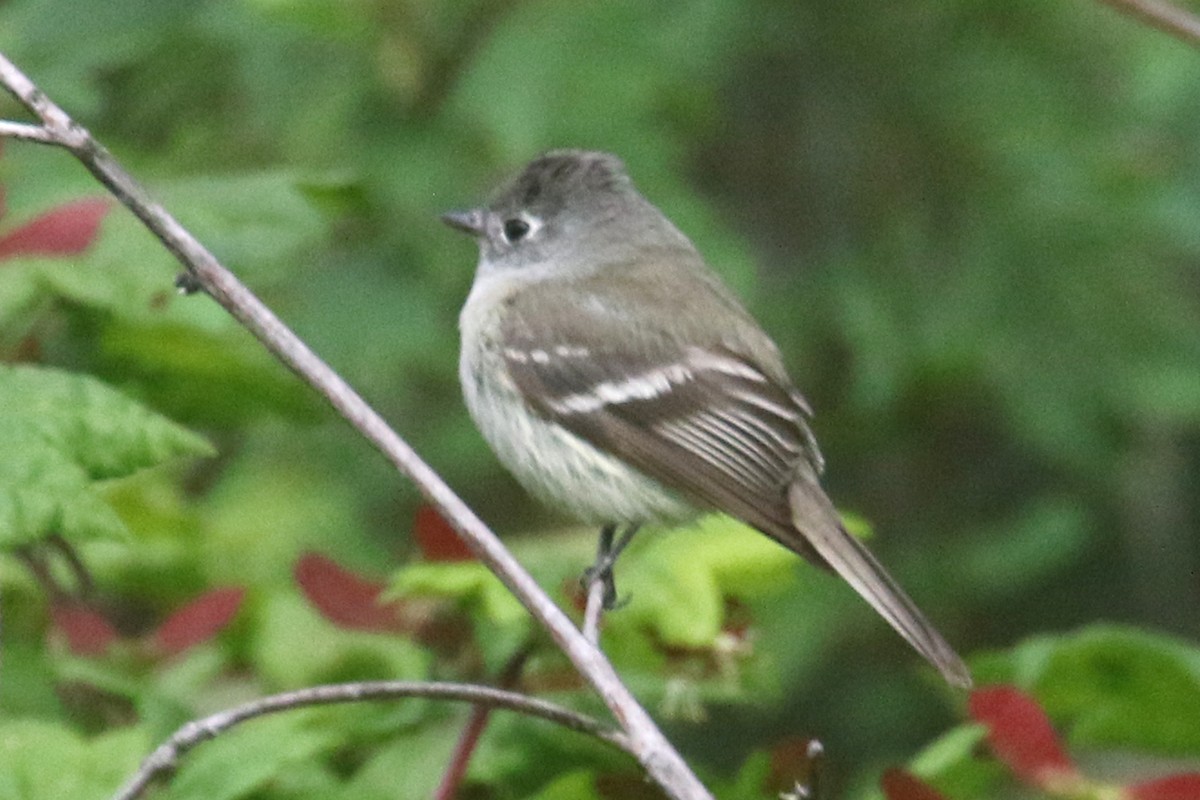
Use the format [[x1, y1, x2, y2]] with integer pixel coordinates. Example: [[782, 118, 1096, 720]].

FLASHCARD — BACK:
[[499, 265, 824, 550], [502, 276, 971, 687], [505, 332, 826, 561]]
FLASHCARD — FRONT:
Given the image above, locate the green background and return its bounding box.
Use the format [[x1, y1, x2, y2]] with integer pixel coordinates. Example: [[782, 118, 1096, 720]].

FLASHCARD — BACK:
[[1, 1, 1199, 798]]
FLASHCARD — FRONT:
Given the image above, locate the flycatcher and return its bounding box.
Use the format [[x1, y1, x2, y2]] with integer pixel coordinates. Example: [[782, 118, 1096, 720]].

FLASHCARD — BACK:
[[444, 150, 970, 688]]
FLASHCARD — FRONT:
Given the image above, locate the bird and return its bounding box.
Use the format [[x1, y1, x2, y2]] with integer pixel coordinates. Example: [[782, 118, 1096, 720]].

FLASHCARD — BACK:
[[443, 149, 971, 688]]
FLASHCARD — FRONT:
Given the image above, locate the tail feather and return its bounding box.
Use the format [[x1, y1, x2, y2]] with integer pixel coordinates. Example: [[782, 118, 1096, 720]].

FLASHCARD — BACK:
[[787, 479, 972, 689]]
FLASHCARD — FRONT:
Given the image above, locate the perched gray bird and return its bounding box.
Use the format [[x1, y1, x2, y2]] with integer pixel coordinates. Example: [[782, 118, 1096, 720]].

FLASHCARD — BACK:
[[445, 150, 971, 688]]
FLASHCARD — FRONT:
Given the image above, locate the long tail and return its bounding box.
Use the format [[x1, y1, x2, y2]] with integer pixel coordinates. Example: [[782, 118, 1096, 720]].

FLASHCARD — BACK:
[[786, 477, 972, 688]]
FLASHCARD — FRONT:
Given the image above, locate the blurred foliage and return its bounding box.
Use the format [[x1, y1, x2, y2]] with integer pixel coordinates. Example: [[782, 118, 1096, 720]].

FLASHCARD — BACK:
[[1, 0, 1200, 797], [857, 627, 1200, 800], [0, 365, 212, 546]]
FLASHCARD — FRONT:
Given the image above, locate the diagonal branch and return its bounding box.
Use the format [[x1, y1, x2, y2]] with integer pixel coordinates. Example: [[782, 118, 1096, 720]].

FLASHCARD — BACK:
[[110, 680, 631, 800], [0, 51, 712, 800], [1097, 0, 1200, 47]]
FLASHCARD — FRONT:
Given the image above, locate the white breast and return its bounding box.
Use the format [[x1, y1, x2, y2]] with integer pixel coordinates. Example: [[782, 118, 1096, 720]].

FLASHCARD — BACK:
[[459, 278, 696, 526]]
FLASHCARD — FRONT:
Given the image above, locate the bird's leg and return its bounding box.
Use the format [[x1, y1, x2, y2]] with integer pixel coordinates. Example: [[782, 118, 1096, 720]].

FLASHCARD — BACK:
[[583, 524, 620, 610], [582, 524, 640, 610]]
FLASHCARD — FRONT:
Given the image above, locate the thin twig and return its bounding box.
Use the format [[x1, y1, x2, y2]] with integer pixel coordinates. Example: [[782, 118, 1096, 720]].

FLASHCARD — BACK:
[[14, 546, 62, 601], [49, 534, 95, 598], [109, 680, 631, 800], [0, 51, 712, 800], [583, 574, 607, 645], [0, 120, 57, 143], [1098, 0, 1200, 47], [434, 644, 534, 800]]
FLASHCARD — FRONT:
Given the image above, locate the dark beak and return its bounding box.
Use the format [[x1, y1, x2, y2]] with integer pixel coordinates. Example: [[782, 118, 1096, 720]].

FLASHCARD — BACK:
[[440, 208, 487, 236]]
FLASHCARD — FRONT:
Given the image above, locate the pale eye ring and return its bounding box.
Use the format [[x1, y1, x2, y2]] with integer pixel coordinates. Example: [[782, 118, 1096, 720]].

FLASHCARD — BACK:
[[502, 217, 531, 243]]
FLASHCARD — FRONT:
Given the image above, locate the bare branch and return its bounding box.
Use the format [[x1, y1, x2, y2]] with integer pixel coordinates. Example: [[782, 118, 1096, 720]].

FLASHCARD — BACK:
[[0, 120, 58, 143], [0, 51, 713, 800], [1098, 0, 1200, 47], [110, 680, 631, 800], [583, 574, 606, 645], [434, 644, 534, 800]]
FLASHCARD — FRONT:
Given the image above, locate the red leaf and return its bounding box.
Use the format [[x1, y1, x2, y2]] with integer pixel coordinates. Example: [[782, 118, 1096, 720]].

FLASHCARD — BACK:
[[1129, 774, 1200, 800], [294, 552, 402, 632], [50, 601, 118, 656], [881, 769, 949, 800], [968, 686, 1080, 789], [0, 197, 111, 260], [414, 505, 474, 562], [153, 587, 245, 656]]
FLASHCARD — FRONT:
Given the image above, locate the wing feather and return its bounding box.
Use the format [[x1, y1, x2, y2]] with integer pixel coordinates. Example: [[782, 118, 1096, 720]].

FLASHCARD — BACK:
[[497, 274, 969, 686]]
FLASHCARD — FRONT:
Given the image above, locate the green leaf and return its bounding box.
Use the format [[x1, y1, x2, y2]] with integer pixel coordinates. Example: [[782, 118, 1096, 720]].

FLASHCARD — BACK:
[[333, 717, 465, 800], [28, 171, 326, 325], [902, 723, 1007, 800], [97, 319, 318, 427], [908, 723, 989, 776], [0, 171, 324, 427], [251, 594, 430, 688], [0, 718, 146, 800], [389, 561, 527, 628], [0, 365, 213, 548], [388, 561, 532, 672], [971, 625, 1200, 758], [0, 260, 44, 342], [526, 770, 602, 800], [614, 516, 796, 648], [468, 710, 628, 799], [1034, 625, 1200, 756], [881, 627, 1200, 800], [155, 171, 328, 285], [164, 711, 339, 800]]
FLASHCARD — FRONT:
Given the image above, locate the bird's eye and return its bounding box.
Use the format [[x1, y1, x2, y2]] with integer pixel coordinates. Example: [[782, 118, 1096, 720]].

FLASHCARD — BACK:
[[503, 218, 531, 243]]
